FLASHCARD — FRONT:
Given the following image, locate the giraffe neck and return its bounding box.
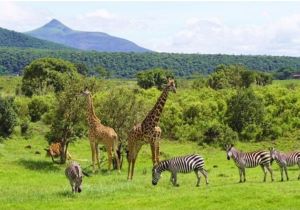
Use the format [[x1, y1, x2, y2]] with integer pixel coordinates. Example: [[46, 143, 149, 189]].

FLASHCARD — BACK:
[[142, 87, 169, 130], [86, 94, 101, 126]]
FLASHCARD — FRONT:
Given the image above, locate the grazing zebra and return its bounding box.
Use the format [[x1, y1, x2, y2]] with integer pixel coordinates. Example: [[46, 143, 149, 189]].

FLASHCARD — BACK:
[[65, 161, 86, 193], [225, 144, 274, 182], [152, 154, 208, 187], [269, 147, 300, 181]]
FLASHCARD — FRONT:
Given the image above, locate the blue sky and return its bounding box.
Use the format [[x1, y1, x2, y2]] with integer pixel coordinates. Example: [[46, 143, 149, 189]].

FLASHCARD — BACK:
[[1, 1, 300, 56]]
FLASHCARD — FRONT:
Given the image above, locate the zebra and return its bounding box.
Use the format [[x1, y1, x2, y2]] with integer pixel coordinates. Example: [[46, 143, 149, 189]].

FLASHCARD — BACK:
[[225, 144, 274, 182], [152, 154, 208, 187], [65, 161, 88, 193], [269, 147, 300, 181]]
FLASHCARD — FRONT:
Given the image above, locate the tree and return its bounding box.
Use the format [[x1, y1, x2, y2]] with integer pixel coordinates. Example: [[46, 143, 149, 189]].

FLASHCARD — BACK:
[[137, 68, 174, 89], [225, 89, 265, 139], [96, 88, 146, 169], [74, 63, 89, 76], [21, 58, 78, 96], [95, 66, 111, 79], [0, 97, 17, 138], [208, 64, 272, 90], [46, 78, 86, 164]]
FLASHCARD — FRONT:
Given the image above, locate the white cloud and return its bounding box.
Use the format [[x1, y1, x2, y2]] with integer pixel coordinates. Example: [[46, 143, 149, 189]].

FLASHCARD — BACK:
[[0, 2, 51, 31], [152, 15, 300, 56]]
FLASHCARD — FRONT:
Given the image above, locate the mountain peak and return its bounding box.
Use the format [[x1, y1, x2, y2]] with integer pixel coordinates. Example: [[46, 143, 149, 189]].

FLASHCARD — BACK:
[[43, 19, 71, 31]]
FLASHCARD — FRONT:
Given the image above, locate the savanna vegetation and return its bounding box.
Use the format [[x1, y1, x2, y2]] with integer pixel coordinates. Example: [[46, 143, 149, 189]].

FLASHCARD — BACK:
[[0, 58, 300, 209]]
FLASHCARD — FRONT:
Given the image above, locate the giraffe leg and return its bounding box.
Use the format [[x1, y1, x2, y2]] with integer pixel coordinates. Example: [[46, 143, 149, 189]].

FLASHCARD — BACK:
[[155, 141, 160, 165], [127, 157, 132, 180], [131, 157, 136, 180], [90, 142, 96, 173], [107, 146, 113, 171], [114, 148, 121, 172], [95, 143, 101, 170], [150, 143, 156, 166]]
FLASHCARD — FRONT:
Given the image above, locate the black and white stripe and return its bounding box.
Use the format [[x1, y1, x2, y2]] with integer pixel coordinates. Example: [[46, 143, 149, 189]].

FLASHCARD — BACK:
[[152, 154, 208, 187], [65, 161, 84, 193], [225, 144, 274, 182], [269, 147, 300, 181]]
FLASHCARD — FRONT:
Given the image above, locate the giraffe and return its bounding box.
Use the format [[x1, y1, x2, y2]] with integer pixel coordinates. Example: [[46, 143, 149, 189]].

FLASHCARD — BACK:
[[82, 88, 120, 172], [127, 78, 176, 180]]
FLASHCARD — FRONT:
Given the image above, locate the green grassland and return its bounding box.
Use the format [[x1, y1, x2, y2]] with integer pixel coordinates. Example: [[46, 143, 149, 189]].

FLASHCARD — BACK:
[[1, 77, 300, 209], [0, 127, 299, 210]]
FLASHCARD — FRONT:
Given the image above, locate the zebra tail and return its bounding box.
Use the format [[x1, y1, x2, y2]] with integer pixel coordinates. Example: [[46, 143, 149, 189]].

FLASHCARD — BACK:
[[82, 170, 90, 177]]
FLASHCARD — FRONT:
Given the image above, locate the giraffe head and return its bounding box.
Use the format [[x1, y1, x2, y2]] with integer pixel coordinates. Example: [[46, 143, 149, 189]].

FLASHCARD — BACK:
[[166, 78, 176, 93], [81, 87, 91, 96]]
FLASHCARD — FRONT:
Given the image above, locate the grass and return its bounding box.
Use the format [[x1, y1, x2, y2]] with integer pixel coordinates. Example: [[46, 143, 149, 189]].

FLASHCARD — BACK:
[[0, 133, 299, 210]]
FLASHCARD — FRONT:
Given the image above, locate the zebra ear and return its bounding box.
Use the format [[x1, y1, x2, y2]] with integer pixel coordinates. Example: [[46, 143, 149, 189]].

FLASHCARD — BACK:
[[230, 144, 234, 148]]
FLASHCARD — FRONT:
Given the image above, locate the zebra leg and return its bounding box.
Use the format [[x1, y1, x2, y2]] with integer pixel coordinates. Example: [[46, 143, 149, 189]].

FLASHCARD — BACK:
[[279, 167, 284, 181], [242, 168, 246, 182], [298, 163, 300, 180], [194, 170, 201, 187], [200, 168, 209, 185], [261, 165, 267, 182], [171, 172, 179, 187], [284, 166, 289, 181], [70, 181, 75, 193], [238, 168, 243, 183], [266, 165, 274, 182]]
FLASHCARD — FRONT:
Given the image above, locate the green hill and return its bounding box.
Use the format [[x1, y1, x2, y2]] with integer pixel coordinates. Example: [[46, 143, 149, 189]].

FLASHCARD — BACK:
[[0, 27, 71, 50], [1, 47, 300, 77]]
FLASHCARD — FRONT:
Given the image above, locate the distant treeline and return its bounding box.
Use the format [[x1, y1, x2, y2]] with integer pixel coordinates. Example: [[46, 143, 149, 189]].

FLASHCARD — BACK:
[[1, 47, 300, 77]]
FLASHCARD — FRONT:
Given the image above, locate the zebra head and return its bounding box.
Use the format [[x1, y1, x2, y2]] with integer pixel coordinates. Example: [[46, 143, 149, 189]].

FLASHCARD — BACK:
[[269, 147, 277, 161], [152, 166, 161, 186], [225, 144, 234, 160]]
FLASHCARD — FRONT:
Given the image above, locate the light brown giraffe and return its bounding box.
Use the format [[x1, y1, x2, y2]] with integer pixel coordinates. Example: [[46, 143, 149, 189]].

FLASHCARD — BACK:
[[127, 79, 176, 180], [82, 88, 120, 172]]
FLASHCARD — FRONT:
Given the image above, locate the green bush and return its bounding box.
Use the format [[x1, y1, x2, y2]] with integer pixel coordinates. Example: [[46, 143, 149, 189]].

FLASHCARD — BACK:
[[0, 97, 17, 137], [202, 122, 238, 146], [226, 89, 265, 135], [28, 98, 49, 122]]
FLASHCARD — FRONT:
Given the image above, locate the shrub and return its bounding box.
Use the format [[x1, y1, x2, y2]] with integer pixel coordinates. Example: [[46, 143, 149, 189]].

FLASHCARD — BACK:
[[202, 122, 238, 146], [28, 98, 49, 122], [226, 89, 265, 135], [0, 97, 17, 138]]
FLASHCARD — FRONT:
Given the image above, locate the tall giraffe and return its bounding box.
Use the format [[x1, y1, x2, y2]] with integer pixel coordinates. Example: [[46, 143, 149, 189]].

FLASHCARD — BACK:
[[127, 79, 176, 180], [82, 88, 120, 172]]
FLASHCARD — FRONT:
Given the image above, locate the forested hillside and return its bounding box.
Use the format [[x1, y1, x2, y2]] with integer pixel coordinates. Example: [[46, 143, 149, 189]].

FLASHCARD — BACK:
[[1, 47, 300, 77], [0, 28, 70, 51]]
